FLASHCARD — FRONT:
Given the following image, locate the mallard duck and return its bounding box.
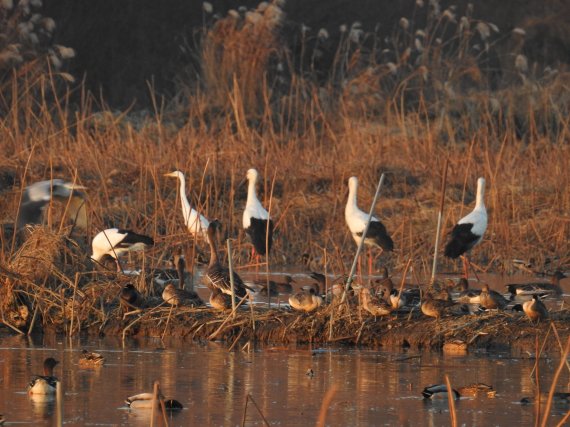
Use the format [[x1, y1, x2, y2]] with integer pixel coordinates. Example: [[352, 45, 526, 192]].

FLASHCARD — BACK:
[[289, 285, 323, 313], [479, 284, 508, 309], [520, 392, 570, 405], [457, 383, 494, 397], [28, 358, 59, 395], [421, 293, 459, 319], [120, 284, 143, 310], [209, 286, 237, 311], [162, 283, 203, 307], [78, 350, 105, 368], [506, 271, 566, 297], [448, 278, 481, 304], [360, 287, 392, 316], [422, 384, 461, 400], [205, 221, 251, 299], [522, 295, 548, 322], [125, 392, 183, 410]]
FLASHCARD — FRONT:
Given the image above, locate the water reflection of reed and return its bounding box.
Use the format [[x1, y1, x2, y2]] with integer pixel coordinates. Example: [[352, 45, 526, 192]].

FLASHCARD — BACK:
[[0, 334, 566, 425]]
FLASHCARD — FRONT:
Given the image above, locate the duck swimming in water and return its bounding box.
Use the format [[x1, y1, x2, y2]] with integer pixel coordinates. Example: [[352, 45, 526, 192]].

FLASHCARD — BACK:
[[28, 358, 59, 395]]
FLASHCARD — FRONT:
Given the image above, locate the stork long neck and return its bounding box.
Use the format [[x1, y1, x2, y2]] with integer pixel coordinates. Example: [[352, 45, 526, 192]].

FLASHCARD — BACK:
[[177, 176, 192, 224], [475, 182, 485, 210], [347, 184, 358, 211], [247, 178, 259, 206]]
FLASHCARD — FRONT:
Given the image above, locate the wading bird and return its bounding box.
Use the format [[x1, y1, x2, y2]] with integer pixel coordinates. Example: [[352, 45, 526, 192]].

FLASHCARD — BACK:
[[28, 358, 59, 395], [90, 228, 154, 271], [345, 176, 393, 277], [444, 177, 487, 279], [164, 170, 210, 241], [243, 168, 274, 263], [16, 179, 87, 231]]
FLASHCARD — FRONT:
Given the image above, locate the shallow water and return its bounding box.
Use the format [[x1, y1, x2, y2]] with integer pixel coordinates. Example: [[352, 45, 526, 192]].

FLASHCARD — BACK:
[[0, 333, 568, 426]]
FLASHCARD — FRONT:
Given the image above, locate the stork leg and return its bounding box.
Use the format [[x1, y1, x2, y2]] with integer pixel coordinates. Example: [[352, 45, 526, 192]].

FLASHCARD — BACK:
[[367, 249, 373, 284], [115, 258, 123, 273], [461, 255, 481, 281]]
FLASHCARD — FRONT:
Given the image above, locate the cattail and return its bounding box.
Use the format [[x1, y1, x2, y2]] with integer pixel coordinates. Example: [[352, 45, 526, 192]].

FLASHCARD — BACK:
[[317, 28, 329, 40], [416, 0, 424, 6], [339, 24, 347, 33], [515, 54, 528, 73], [442, 9, 456, 22], [418, 65, 428, 81], [512, 27, 526, 37], [459, 16, 469, 32], [30, 0, 42, 6], [58, 72, 75, 83], [56, 45, 75, 59], [228, 9, 239, 19], [386, 62, 398, 75], [399, 17, 409, 31], [257, 2, 268, 12], [414, 38, 423, 52], [263, 4, 283, 24], [202, 2, 213, 13], [29, 32, 39, 44], [488, 22, 499, 32], [349, 22, 363, 43], [245, 11, 262, 25], [489, 98, 500, 113], [41, 17, 56, 32], [1, 0, 13, 9], [415, 29, 426, 37], [476, 22, 490, 40], [49, 52, 62, 69]]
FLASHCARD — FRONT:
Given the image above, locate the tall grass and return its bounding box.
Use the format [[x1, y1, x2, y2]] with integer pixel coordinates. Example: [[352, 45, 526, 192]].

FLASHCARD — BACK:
[[0, 0, 568, 277]]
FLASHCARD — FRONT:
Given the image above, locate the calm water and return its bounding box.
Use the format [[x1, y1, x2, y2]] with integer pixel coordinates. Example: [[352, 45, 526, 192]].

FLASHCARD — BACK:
[[0, 333, 568, 426]]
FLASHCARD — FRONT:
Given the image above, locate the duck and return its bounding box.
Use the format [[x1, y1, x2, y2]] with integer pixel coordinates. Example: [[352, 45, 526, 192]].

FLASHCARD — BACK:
[[209, 286, 237, 311], [28, 357, 59, 395], [422, 384, 461, 400], [120, 284, 143, 310], [164, 170, 210, 242], [520, 392, 570, 405], [456, 383, 495, 397], [421, 292, 458, 319], [448, 278, 481, 304], [90, 228, 154, 271], [255, 282, 279, 297], [360, 287, 392, 316], [162, 283, 203, 307], [289, 285, 323, 313], [444, 177, 487, 278], [479, 284, 509, 310], [125, 392, 183, 410], [78, 350, 105, 368], [345, 177, 394, 275], [205, 221, 251, 299], [506, 271, 566, 297], [243, 168, 274, 261], [273, 275, 294, 293], [522, 295, 548, 322]]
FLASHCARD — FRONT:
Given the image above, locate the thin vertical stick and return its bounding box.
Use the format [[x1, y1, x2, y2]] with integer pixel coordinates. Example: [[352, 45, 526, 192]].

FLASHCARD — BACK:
[[316, 385, 338, 427], [265, 170, 277, 309], [342, 174, 385, 303], [227, 239, 236, 317], [56, 381, 63, 427], [534, 335, 541, 427], [541, 337, 570, 427], [445, 375, 457, 427], [150, 380, 159, 427], [431, 159, 449, 283], [241, 394, 249, 427]]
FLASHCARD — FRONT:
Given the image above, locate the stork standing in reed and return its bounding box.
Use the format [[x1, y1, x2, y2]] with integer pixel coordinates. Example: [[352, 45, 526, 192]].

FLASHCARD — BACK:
[[243, 168, 274, 265], [164, 170, 210, 242], [16, 179, 87, 231], [90, 228, 154, 271], [205, 220, 251, 299], [444, 177, 487, 279], [345, 176, 393, 277]]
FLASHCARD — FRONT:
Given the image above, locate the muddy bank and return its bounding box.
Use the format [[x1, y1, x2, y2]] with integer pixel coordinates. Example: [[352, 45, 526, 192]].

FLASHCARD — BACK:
[[87, 304, 570, 354]]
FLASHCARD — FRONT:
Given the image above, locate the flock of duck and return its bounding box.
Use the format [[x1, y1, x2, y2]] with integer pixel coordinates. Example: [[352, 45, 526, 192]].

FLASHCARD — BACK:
[[11, 171, 567, 323]]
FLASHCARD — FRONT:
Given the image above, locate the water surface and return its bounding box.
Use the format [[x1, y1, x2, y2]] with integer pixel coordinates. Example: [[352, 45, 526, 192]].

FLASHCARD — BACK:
[[0, 333, 568, 426]]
